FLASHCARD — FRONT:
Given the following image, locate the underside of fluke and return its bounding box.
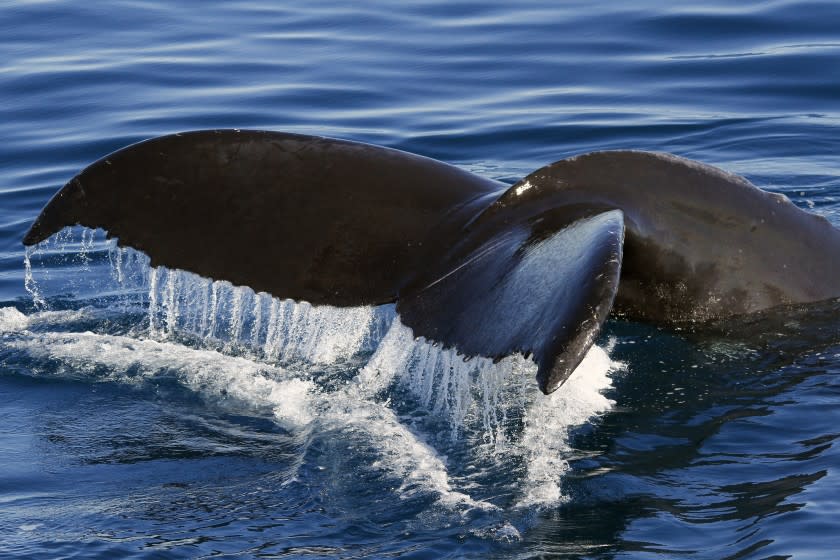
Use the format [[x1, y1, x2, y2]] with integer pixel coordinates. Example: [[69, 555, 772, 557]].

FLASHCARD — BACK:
[[24, 130, 840, 394]]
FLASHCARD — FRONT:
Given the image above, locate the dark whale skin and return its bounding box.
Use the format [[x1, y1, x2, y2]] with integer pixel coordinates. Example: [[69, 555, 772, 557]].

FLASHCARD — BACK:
[[24, 130, 839, 392]]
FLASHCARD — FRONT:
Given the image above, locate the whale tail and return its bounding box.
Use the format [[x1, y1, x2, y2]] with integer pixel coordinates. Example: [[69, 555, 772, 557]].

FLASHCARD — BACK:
[[26, 131, 838, 393], [23, 130, 624, 394]]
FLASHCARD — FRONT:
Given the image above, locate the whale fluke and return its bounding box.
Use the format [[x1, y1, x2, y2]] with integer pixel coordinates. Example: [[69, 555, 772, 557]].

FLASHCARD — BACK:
[[23, 130, 503, 306], [23, 130, 625, 393], [24, 130, 840, 393], [398, 207, 623, 394]]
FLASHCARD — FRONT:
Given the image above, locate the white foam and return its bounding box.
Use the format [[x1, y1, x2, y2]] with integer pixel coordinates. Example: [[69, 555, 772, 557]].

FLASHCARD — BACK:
[[323, 390, 493, 510], [5, 329, 314, 429], [355, 318, 529, 443], [0, 307, 29, 332], [0, 306, 97, 333], [515, 344, 620, 508], [18, 227, 623, 510], [4, 318, 489, 508], [5, 299, 621, 509], [347, 318, 623, 508]]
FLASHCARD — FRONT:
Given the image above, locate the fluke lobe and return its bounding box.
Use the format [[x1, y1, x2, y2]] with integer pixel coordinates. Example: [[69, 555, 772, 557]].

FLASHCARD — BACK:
[[23, 130, 840, 394]]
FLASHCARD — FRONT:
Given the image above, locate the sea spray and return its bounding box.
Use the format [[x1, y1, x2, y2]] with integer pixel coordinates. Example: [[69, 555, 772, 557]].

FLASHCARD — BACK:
[[18, 225, 622, 509], [23, 227, 148, 311], [139, 264, 393, 365], [356, 320, 533, 444], [24, 228, 391, 364], [515, 345, 620, 507], [23, 246, 45, 310]]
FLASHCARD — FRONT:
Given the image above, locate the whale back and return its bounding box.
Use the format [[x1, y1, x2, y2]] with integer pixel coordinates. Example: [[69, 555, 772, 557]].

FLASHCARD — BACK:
[[500, 150, 840, 322]]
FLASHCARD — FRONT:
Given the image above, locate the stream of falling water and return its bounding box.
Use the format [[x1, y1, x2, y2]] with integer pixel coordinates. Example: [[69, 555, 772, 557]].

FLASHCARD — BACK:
[[17, 227, 621, 509]]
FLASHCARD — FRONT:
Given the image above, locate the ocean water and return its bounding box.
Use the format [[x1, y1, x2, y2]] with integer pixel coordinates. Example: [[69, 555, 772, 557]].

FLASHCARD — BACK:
[[2, 1, 840, 558]]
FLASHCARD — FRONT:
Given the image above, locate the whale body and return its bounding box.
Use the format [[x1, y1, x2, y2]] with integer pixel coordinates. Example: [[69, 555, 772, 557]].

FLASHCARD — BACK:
[[23, 130, 840, 393]]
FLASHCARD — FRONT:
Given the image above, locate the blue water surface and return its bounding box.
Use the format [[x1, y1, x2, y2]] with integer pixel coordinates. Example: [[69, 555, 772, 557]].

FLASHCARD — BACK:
[[2, 1, 840, 558]]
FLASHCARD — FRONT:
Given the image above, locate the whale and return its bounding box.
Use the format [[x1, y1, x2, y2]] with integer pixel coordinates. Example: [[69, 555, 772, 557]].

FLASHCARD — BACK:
[[22, 130, 840, 393]]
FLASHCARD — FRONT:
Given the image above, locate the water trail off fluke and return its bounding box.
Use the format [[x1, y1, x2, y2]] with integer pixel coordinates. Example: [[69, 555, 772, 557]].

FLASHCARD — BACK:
[[16, 226, 624, 510]]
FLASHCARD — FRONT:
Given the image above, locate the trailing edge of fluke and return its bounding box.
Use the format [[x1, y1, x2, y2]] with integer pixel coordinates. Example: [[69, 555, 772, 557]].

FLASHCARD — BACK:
[[23, 130, 840, 394]]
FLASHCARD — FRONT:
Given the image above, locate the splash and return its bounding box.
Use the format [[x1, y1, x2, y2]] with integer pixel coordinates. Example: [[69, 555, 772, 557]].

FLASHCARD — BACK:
[[357, 320, 530, 443], [17, 226, 623, 510], [144, 266, 394, 365], [0, 307, 29, 332], [2, 313, 489, 508], [356, 320, 621, 507], [516, 345, 617, 507], [25, 228, 393, 365], [3, 300, 620, 510], [23, 246, 45, 310]]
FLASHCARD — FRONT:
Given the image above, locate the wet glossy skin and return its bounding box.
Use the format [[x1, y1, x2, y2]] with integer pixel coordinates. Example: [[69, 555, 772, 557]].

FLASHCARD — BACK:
[[24, 131, 840, 392], [23, 131, 624, 393], [24, 130, 503, 305], [509, 151, 840, 322]]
